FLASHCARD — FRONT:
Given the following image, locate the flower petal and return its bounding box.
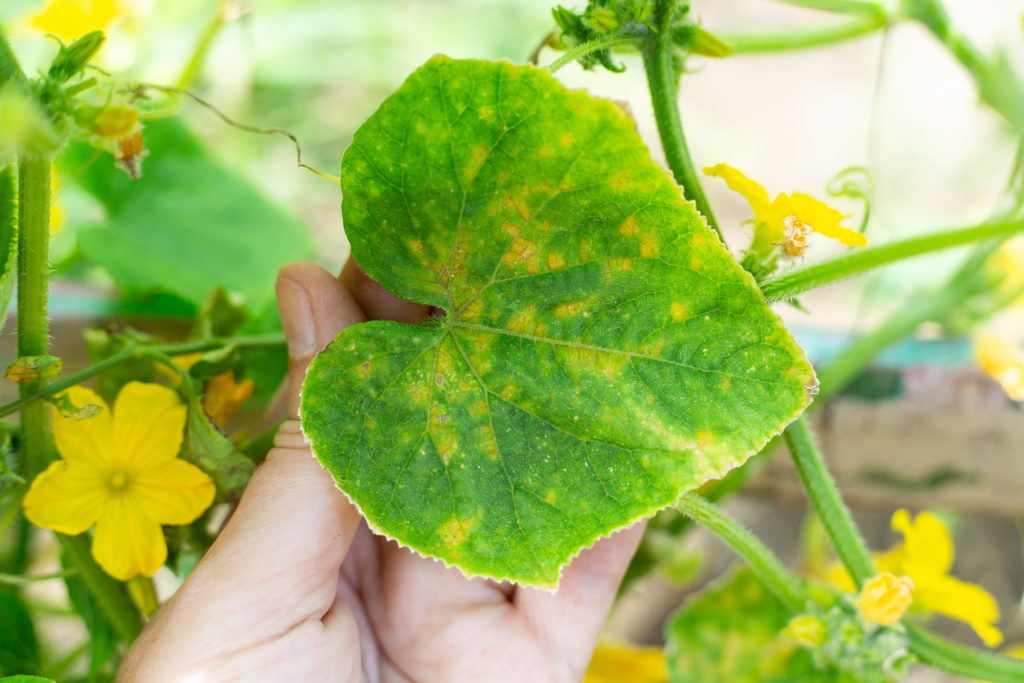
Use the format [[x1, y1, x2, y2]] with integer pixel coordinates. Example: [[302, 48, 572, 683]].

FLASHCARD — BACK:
[[23, 460, 106, 534], [133, 459, 216, 525], [52, 386, 113, 468], [916, 574, 1003, 648], [892, 509, 954, 577], [857, 572, 914, 626], [873, 545, 907, 575], [91, 496, 167, 580], [787, 192, 866, 247], [703, 164, 772, 219], [31, 0, 121, 42], [585, 641, 668, 683], [203, 372, 255, 426], [112, 382, 186, 469]]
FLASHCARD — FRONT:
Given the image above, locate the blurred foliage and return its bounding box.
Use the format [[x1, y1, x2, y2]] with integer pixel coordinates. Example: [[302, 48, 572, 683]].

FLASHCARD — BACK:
[[60, 118, 313, 310]]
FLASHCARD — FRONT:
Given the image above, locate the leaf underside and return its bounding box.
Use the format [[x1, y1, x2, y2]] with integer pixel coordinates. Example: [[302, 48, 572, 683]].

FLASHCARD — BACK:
[[302, 56, 814, 587]]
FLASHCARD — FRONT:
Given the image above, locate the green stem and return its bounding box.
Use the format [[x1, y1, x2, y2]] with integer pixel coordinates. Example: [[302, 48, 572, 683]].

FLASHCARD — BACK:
[[782, 417, 875, 586], [0, 332, 284, 420], [772, 0, 885, 14], [722, 15, 885, 54], [17, 157, 55, 481], [815, 285, 964, 396], [674, 493, 805, 611], [548, 36, 637, 74], [0, 568, 77, 585], [59, 534, 142, 641], [0, 25, 27, 88], [907, 624, 1024, 683], [642, 0, 723, 242], [759, 218, 1024, 303], [177, 0, 231, 89]]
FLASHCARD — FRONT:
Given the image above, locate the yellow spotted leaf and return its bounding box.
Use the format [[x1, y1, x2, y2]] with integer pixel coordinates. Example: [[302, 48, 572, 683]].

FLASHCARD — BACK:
[[301, 57, 815, 587]]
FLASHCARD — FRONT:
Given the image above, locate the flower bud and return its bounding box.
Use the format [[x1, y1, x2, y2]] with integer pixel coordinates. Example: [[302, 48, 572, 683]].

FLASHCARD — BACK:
[[48, 31, 106, 83]]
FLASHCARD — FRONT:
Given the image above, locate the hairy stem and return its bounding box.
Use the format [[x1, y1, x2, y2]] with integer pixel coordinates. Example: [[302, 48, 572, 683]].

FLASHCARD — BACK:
[[548, 36, 637, 74], [0, 332, 285, 420], [17, 157, 55, 480], [675, 493, 804, 611], [783, 417, 875, 585], [907, 624, 1024, 683], [642, 0, 722, 242], [760, 218, 1024, 303]]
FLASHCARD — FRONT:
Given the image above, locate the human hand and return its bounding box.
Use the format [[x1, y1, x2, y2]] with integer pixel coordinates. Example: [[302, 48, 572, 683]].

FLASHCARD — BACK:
[[119, 259, 645, 682]]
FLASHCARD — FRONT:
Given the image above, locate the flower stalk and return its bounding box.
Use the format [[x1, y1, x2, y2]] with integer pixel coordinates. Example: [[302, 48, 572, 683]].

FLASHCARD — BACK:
[[548, 36, 637, 74]]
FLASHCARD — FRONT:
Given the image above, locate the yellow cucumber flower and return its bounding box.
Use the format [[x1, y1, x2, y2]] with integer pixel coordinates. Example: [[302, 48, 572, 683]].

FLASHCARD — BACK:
[[973, 332, 1024, 401], [584, 641, 668, 683], [23, 382, 215, 580], [704, 163, 867, 256], [830, 509, 1003, 646], [30, 0, 121, 41], [856, 572, 914, 626]]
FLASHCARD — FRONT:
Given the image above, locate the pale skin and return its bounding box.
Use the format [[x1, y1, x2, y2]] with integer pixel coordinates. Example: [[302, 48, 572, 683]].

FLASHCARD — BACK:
[[119, 258, 645, 682]]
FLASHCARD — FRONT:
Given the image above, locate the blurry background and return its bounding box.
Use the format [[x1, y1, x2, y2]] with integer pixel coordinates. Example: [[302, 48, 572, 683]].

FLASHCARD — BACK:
[[1, 1, 1022, 680]]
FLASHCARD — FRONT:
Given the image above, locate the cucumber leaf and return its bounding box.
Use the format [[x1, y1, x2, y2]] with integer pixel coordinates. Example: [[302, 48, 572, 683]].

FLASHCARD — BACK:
[[666, 568, 825, 683], [302, 56, 815, 586]]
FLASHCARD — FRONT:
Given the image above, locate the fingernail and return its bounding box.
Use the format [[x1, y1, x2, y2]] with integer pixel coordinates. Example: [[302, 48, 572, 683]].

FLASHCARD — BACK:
[[277, 278, 316, 358]]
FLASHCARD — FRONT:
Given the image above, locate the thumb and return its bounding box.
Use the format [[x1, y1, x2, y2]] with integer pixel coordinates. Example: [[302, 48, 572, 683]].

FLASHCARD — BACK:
[[278, 262, 367, 416]]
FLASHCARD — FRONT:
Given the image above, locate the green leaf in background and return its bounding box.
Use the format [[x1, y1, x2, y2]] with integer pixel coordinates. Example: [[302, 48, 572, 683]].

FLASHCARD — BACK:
[[0, 166, 17, 332], [302, 56, 815, 586], [0, 590, 40, 676], [0, 677, 56, 683], [61, 118, 314, 310], [61, 563, 117, 681], [665, 568, 824, 683]]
